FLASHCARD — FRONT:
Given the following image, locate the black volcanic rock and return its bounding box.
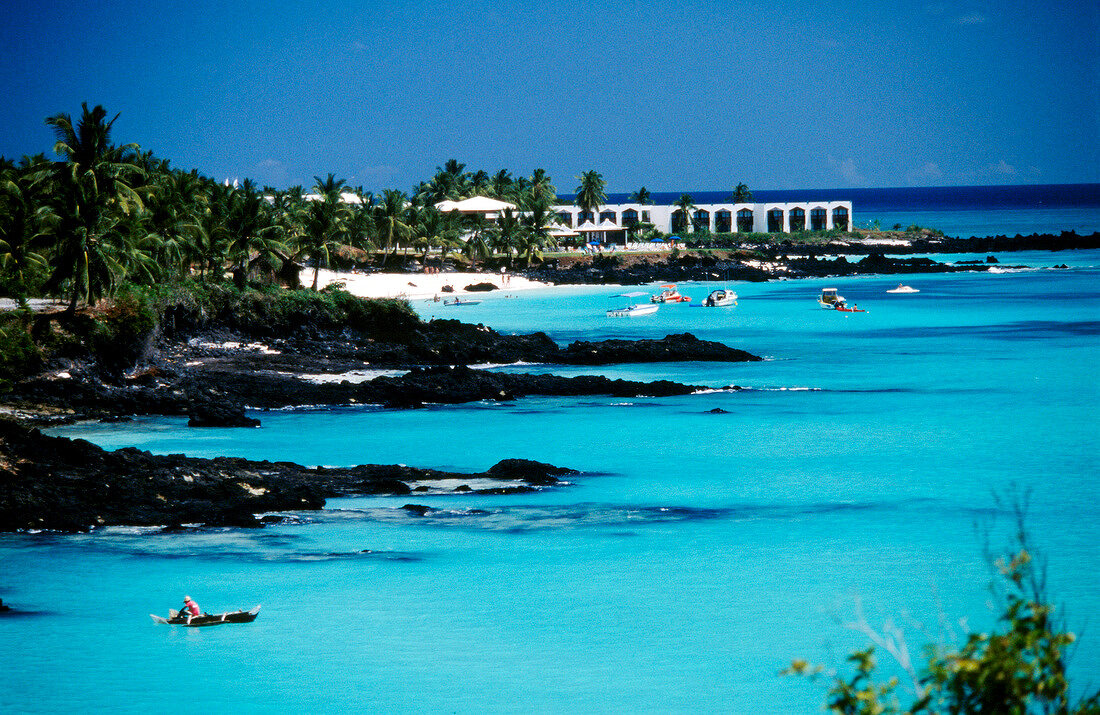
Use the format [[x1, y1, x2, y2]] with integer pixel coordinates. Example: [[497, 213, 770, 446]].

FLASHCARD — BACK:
[[0, 419, 575, 532], [464, 282, 498, 292], [487, 458, 577, 485], [561, 333, 762, 365], [187, 399, 260, 428]]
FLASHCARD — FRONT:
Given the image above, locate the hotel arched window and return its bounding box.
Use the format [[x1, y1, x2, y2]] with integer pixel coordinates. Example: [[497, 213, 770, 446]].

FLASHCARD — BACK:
[[558, 212, 573, 228], [737, 209, 754, 232], [810, 207, 827, 231], [789, 207, 806, 232], [767, 209, 784, 233], [832, 207, 849, 231], [671, 210, 687, 233], [692, 209, 710, 232], [622, 208, 639, 227], [599, 211, 617, 223], [578, 210, 594, 225], [715, 210, 732, 233]]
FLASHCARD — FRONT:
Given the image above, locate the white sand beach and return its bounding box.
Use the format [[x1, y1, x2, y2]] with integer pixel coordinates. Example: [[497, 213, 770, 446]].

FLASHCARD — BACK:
[[301, 267, 549, 300]]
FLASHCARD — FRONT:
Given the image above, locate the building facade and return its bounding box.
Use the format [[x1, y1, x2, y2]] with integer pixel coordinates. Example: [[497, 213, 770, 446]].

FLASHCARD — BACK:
[[551, 200, 853, 235]]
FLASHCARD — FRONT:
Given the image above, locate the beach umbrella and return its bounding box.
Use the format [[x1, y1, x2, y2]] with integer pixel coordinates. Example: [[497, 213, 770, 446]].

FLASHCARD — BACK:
[[649, 237, 666, 243]]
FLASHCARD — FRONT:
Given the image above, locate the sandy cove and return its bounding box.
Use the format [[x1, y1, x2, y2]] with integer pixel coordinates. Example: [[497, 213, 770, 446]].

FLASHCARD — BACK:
[[301, 267, 549, 300]]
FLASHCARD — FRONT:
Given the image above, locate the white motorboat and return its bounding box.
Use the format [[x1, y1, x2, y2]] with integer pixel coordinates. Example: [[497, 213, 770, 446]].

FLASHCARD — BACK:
[[886, 284, 920, 293], [702, 289, 737, 307], [607, 292, 658, 317], [650, 284, 691, 303], [607, 304, 658, 317], [818, 288, 845, 308]]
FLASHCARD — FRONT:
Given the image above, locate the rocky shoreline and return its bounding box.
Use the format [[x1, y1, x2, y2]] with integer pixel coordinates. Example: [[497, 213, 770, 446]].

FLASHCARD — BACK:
[[524, 230, 1098, 286], [0, 305, 758, 531], [0, 419, 576, 532], [4, 230, 1093, 533], [9, 330, 757, 422]]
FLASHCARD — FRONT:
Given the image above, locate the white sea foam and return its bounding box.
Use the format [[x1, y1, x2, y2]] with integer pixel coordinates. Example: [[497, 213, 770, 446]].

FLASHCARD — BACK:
[[298, 369, 407, 384], [471, 361, 544, 370], [187, 339, 280, 354]]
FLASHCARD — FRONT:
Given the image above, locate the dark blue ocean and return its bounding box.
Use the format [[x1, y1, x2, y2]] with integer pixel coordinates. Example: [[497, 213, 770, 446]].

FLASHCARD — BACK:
[[590, 183, 1100, 238], [2, 247, 1098, 712]]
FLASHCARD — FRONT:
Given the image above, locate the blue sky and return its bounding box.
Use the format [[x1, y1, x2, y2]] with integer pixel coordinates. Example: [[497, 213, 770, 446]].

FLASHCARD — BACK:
[[2, 0, 1097, 194]]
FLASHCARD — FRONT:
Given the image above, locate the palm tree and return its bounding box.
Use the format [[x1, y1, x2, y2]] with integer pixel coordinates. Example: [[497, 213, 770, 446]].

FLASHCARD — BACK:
[[461, 227, 491, 270], [630, 186, 653, 205], [423, 159, 469, 204], [189, 180, 233, 282], [345, 193, 378, 256], [520, 198, 554, 266], [410, 206, 460, 264], [673, 193, 696, 234], [298, 174, 350, 290], [490, 207, 526, 266], [36, 103, 147, 311], [143, 168, 206, 282], [0, 176, 49, 298], [224, 179, 287, 288], [490, 169, 513, 201], [526, 168, 557, 208], [575, 170, 607, 217], [373, 189, 412, 265], [731, 183, 753, 203], [469, 170, 490, 196]]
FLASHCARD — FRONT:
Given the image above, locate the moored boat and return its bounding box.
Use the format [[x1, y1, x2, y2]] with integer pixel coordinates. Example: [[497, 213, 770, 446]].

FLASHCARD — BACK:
[[818, 288, 845, 309], [444, 298, 482, 306], [703, 289, 737, 307], [607, 303, 658, 317], [151, 605, 261, 627], [886, 284, 919, 293], [651, 284, 691, 303]]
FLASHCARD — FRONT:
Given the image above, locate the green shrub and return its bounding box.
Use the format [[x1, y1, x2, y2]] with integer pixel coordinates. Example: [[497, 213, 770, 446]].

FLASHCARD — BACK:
[[0, 314, 42, 390], [90, 290, 158, 373]]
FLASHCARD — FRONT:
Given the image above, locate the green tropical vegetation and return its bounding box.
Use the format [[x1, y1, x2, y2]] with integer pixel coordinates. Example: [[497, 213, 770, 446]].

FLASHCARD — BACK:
[[574, 170, 607, 217], [0, 104, 583, 313], [1, 103, 860, 319], [673, 193, 696, 233], [787, 505, 1100, 714]]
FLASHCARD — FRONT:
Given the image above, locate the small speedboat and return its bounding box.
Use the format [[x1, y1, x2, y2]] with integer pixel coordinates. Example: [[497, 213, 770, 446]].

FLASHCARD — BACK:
[[818, 288, 845, 309], [703, 289, 737, 307], [152, 605, 261, 627], [443, 298, 481, 306], [607, 303, 658, 317], [651, 284, 691, 303], [886, 284, 919, 293]]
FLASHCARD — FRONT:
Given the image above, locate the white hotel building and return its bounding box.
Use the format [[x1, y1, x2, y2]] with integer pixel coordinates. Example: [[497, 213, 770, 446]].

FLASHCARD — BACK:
[[550, 200, 853, 237]]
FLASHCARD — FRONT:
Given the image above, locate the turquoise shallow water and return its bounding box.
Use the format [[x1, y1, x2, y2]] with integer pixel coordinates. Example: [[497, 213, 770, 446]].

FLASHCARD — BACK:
[[4, 250, 1100, 713]]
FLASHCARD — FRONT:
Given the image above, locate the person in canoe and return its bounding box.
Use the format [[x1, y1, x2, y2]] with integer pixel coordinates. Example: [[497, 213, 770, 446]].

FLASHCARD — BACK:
[[182, 595, 201, 623]]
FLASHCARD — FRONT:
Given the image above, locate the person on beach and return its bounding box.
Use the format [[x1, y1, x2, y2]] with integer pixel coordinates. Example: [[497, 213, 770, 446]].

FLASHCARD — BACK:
[[182, 595, 200, 622]]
